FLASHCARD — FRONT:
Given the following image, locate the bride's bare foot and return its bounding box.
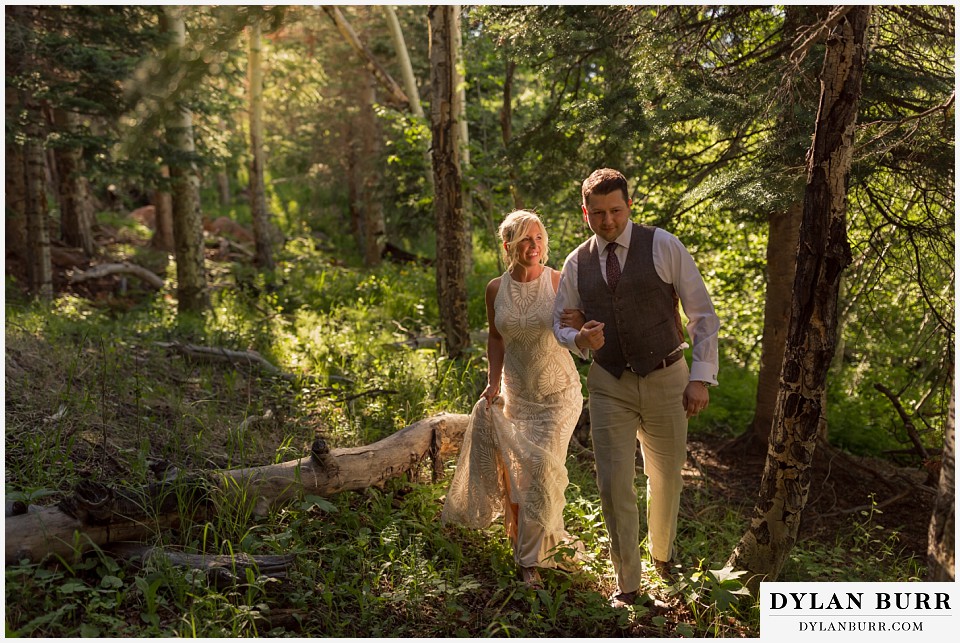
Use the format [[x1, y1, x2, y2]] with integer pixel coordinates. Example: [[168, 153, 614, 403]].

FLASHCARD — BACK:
[[520, 566, 542, 588]]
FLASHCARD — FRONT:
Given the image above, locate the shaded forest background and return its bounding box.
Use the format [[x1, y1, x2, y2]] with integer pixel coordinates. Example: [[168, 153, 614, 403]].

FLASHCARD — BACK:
[[4, 5, 955, 637]]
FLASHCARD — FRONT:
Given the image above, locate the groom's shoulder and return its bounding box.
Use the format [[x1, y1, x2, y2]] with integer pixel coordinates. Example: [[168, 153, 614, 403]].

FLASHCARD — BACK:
[[561, 239, 590, 270]]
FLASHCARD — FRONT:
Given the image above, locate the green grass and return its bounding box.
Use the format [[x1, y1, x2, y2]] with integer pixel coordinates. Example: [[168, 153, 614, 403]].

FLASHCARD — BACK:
[[4, 221, 929, 638]]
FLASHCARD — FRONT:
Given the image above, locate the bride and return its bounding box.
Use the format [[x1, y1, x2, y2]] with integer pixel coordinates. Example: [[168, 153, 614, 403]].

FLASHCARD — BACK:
[[442, 210, 584, 587]]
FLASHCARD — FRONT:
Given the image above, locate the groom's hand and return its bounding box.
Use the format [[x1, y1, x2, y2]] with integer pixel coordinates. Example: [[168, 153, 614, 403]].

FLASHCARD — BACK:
[[575, 320, 605, 351], [560, 308, 586, 330], [683, 381, 710, 418]]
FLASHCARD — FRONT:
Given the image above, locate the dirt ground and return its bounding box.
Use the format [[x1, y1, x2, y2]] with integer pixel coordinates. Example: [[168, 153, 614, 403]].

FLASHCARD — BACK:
[[685, 432, 935, 564]]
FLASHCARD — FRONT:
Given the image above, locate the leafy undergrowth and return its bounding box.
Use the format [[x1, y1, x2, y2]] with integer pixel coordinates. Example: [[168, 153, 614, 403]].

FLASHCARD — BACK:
[[4, 228, 925, 637]]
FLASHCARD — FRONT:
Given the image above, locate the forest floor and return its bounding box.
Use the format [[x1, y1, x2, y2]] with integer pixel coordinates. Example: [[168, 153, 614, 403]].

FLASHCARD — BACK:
[[6, 228, 937, 636], [6, 322, 935, 638], [17, 222, 938, 568], [685, 433, 934, 565]]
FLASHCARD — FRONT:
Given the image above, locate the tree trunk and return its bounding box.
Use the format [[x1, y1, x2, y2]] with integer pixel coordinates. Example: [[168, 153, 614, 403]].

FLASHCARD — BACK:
[[452, 6, 472, 272], [217, 170, 231, 208], [746, 5, 828, 448], [927, 389, 955, 581], [52, 108, 95, 257], [382, 4, 434, 194], [5, 101, 28, 266], [728, 6, 870, 589], [5, 8, 26, 263], [164, 6, 209, 314], [4, 413, 470, 565], [501, 58, 524, 211], [357, 75, 385, 266], [248, 19, 274, 270], [108, 544, 296, 589], [345, 114, 361, 247], [748, 202, 803, 445], [429, 4, 471, 359], [12, 5, 52, 300], [453, 7, 469, 171], [151, 165, 175, 252], [24, 98, 53, 301], [382, 6, 423, 119]]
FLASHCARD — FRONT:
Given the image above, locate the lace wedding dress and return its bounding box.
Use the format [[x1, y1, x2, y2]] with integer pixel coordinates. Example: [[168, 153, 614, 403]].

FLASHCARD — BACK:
[[442, 267, 583, 569]]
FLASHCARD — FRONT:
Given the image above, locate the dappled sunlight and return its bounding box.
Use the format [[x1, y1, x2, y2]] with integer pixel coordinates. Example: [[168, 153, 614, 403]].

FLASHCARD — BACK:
[[5, 3, 952, 637]]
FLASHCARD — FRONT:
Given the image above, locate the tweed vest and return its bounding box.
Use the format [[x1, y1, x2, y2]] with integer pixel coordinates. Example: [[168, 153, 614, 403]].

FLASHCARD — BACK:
[[577, 223, 683, 378]]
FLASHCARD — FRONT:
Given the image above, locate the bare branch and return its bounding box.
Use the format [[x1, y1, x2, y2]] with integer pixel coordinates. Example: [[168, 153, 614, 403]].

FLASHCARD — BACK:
[[789, 6, 854, 66], [874, 383, 931, 461], [320, 6, 409, 107], [155, 341, 290, 379]]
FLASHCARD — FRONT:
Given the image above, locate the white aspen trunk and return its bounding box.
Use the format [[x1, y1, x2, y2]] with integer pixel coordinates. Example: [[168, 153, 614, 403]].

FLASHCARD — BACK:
[[453, 6, 469, 169], [322, 5, 408, 107], [164, 5, 209, 313], [451, 5, 471, 270], [728, 6, 871, 589], [927, 390, 955, 581], [383, 6, 424, 119], [429, 5, 471, 358], [382, 5, 434, 194]]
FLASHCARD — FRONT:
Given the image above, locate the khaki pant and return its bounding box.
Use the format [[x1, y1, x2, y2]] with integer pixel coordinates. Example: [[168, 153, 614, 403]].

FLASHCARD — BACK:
[[587, 358, 689, 593]]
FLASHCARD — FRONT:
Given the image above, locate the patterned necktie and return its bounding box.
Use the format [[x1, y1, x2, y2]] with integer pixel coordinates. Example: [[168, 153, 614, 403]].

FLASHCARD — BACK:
[[606, 242, 621, 291]]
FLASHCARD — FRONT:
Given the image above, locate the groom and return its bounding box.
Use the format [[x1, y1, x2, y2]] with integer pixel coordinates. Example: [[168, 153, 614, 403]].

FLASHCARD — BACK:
[[553, 168, 719, 608]]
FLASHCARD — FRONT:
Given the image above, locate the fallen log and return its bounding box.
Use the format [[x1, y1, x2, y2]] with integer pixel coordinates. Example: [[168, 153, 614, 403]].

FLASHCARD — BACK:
[[5, 412, 470, 565], [216, 412, 469, 514], [5, 505, 184, 566], [69, 261, 165, 290], [107, 543, 296, 589]]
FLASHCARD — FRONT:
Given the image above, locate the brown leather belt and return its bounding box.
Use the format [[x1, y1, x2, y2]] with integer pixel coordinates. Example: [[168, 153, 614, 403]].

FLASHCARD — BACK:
[[626, 350, 683, 375]]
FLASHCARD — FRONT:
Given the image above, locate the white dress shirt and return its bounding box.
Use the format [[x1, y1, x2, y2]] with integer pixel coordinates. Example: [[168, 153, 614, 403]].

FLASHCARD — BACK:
[[552, 223, 720, 386]]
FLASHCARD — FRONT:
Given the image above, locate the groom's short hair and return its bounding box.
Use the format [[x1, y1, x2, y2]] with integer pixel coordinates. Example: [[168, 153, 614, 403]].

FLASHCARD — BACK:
[[582, 168, 629, 204]]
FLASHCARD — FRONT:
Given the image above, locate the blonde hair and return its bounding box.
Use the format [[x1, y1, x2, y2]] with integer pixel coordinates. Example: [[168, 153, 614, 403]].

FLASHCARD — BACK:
[[498, 210, 549, 271]]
